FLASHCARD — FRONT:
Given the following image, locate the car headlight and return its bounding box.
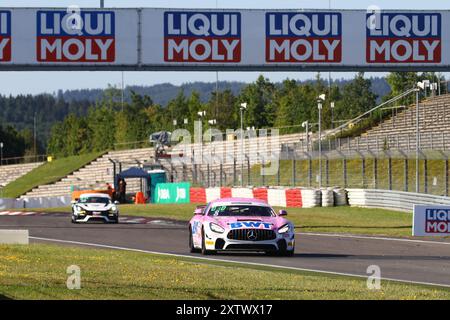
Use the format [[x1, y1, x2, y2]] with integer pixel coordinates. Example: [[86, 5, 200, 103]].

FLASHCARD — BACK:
[[278, 224, 291, 234], [75, 206, 86, 214], [210, 223, 225, 234], [111, 206, 118, 213]]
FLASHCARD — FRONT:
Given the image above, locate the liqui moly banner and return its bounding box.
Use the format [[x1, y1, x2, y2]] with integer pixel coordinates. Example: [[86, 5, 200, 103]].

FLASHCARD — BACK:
[[164, 11, 241, 62], [266, 12, 342, 63], [3, 8, 450, 70], [37, 10, 115, 62], [367, 13, 442, 63], [0, 11, 11, 62], [413, 205, 450, 236]]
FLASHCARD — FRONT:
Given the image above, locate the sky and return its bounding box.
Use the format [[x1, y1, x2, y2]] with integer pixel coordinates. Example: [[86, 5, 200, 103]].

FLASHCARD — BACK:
[[0, 0, 449, 95]]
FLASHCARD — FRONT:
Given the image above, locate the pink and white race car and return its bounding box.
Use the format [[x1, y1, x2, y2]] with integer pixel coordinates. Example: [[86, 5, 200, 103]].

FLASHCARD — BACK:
[[188, 198, 295, 256]]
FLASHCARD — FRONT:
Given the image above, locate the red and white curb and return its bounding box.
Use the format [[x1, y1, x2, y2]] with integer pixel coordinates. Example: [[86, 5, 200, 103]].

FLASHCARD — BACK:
[[0, 211, 39, 216]]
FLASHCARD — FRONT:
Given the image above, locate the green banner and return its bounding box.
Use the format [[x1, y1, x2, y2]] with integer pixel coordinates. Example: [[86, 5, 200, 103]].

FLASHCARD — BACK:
[[154, 182, 190, 204]]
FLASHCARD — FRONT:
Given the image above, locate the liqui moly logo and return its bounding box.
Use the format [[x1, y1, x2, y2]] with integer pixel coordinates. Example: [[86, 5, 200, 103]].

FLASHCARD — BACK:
[[266, 12, 342, 63], [366, 13, 441, 63], [0, 11, 11, 62], [37, 10, 115, 62], [164, 11, 241, 62], [425, 208, 450, 234]]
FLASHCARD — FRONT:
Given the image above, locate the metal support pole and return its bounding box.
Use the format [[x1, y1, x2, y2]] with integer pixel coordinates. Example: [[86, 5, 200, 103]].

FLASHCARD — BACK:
[[424, 158, 428, 194], [247, 156, 251, 186], [446, 159, 449, 197], [416, 89, 420, 193], [261, 157, 265, 186], [404, 158, 408, 192], [362, 157, 366, 188], [343, 158, 347, 188], [220, 162, 223, 187], [233, 158, 237, 186], [388, 156, 392, 190], [277, 162, 281, 186], [318, 103, 322, 189], [373, 158, 378, 189], [308, 157, 312, 187], [240, 108, 244, 186], [325, 158, 329, 187], [292, 158, 296, 187], [207, 163, 210, 187]]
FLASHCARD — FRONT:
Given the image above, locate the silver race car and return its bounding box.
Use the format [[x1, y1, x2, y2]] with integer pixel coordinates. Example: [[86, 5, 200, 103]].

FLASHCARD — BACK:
[[71, 193, 119, 224]]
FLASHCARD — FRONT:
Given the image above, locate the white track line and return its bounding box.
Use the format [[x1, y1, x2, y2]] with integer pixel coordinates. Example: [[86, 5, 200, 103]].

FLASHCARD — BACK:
[[30, 236, 450, 289], [298, 232, 450, 246], [0, 211, 10, 215]]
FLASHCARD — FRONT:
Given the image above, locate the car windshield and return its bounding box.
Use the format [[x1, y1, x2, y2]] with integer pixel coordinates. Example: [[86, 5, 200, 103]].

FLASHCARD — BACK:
[[208, 205, 274, 217], [79, 197, 110, 205]]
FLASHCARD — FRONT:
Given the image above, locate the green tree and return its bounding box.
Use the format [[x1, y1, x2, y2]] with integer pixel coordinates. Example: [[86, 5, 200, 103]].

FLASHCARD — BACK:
[[167, 91, 189, 130], [87, 106, 116, 152], [274, 80, 317, 133], [335, 73, 377, 121], [206, 90, 238, 131], [187, 91, 204, 133], [238, 75, 276, 129]]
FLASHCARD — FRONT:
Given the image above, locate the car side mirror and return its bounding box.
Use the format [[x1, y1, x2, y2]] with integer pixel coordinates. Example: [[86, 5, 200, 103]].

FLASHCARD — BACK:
[[194, 205, 205, 215], [278, 209, 288, 216], [194, 208, 203, 215], [114, 201, 120, 205], [71, 200, 77, 205]]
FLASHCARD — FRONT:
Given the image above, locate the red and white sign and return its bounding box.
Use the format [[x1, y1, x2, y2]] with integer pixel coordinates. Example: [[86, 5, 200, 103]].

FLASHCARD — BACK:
[[366, 13, 441, 63], [37, 10, 115, 62], [266, 12, 342, 63], [164, 11, 241, 63]]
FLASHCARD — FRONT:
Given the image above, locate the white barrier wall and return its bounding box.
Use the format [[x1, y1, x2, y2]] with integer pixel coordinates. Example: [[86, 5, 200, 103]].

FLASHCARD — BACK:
[[0, 198, 24, 210], [347, 189, 450, 212], [0, 196, 71, 209]]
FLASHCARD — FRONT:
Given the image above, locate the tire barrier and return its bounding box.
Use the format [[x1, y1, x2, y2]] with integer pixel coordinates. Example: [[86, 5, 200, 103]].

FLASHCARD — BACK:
[[253, 188, 268, 202], [333, 188, 348, 206], [189, 188, 206, 203], [188, 187, 324, 208], [321, 188, 335, 207], [286, 189, 302, 208], [346, 189, 450, 212], [300, 189, 322, 208], [267, 189, 287, 207]]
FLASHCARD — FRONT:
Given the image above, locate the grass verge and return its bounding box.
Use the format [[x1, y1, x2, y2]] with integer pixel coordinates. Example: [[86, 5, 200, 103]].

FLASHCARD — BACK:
[[28, 204, 413, 238], [1, 152, 104, 198], [0, 243, 448, 300]]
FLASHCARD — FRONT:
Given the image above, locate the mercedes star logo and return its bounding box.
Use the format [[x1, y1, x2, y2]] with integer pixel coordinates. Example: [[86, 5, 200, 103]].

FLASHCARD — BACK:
[[247, 230, 257, 241]]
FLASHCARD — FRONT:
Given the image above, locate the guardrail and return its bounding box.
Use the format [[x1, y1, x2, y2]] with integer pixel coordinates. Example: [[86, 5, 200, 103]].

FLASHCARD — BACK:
[[346, 189, 450, 212]]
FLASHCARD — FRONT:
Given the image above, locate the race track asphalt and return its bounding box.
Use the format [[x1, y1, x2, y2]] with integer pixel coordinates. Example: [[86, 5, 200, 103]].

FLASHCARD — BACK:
[[1, 213, 450, 287]]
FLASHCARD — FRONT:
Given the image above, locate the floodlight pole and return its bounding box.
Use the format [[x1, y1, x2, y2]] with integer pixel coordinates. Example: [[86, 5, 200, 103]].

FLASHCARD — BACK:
[[415, 88, 420, 193], [0, 142, 3, 166], [318, 101, 323, 189], [240, 107, 244, 186], [100, 0, 105, 8], [239, 103, 247, 187]]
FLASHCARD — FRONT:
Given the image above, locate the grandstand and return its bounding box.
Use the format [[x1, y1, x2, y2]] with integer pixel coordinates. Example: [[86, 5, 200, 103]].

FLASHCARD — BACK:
[[332, 93, 450, 152], [0, 162, 44, 188]]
